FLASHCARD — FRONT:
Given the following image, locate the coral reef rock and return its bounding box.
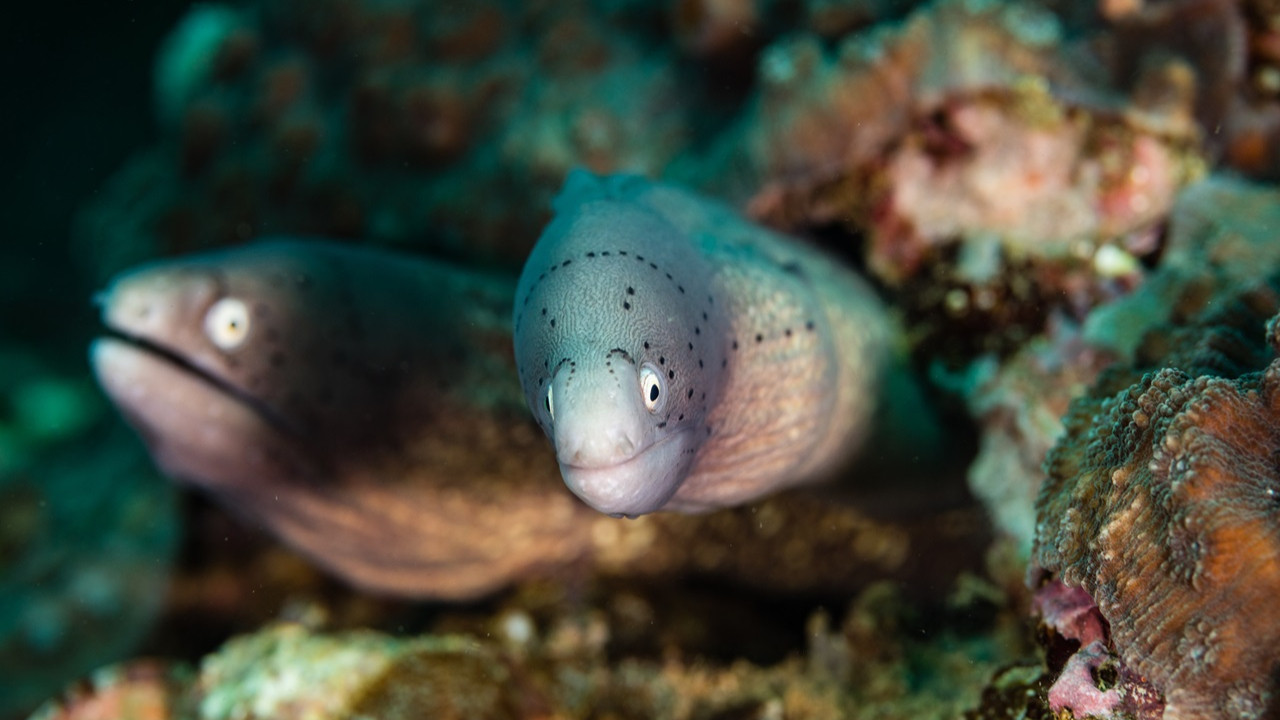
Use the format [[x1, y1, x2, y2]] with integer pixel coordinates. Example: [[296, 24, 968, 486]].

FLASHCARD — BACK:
[[963, 320, 1116, 556], [701, 0, 1205, 362], [75, 0, 696, 283], [1087, 174, 1280, 358], [33, 575, 1027, 720], [1033, 281, 1280, 719]]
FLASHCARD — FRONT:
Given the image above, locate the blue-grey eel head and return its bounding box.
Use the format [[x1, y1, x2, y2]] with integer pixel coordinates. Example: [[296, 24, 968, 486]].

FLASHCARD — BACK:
[[513, 193, 725, 517]]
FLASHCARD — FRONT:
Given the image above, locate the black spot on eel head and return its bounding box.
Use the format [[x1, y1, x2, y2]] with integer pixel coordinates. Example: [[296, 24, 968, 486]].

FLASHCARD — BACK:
[[511, 176, 731, 515]]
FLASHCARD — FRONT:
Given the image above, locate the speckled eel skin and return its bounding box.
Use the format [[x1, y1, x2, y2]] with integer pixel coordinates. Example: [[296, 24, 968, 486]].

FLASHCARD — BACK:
[[514, 171, 895, 516], [91, 240, 597, 598]]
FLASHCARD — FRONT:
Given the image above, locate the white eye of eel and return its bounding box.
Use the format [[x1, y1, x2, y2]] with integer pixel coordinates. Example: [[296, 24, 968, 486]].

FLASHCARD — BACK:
[[640, 365, 663, 413], [545, 383, 555, 422], [204, 297, 251, 350]]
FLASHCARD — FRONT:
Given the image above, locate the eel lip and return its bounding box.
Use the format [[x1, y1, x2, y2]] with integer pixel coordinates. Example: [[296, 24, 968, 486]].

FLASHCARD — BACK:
[[94, 325, 301, 441], [91, 335, 322, 496], [557, 428, 695, 517]]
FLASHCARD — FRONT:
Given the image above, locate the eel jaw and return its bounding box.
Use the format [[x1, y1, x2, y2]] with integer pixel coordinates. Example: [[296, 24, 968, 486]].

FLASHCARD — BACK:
[[557, 427, 697, 517], [90, 334, 311, 493]]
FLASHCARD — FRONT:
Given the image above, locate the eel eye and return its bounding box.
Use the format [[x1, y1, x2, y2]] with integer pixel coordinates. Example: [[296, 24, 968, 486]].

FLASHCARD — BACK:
[[204, 297, 251, 350], [640, 365, 662, 413], [545, 384, 555, 422]]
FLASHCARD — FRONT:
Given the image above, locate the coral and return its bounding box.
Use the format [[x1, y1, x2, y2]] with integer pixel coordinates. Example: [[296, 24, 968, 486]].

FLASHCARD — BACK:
[[74, 0, 694, 283], [728, 0, 1203, 227], [1227, 0, 1280, 177], [963, 321, 1116, 555], [194, 626, 512, 719], [687, 0, 1204, 362], [153, 4, 253, 126], [1085, 175, 1280, 358], [1033, 280, 1280, 719], [32, 575, 1026, 720], [721, 0, 1074, 210], [1033, 580, 1106, 649], [866, 88, 1192, 284], [1102, 0, 1280, 181], [1046, 640, 1122, 718], [1027, 579, 1167, 720], [801, 0, 918, 39], [1102, 0, 1246, 144], [28, 661, 185, 720], [601, 490, 992, 597], [1089, 0, 1280, 182], [962, 663, 1054, 720], [0, 426, 178, 718]]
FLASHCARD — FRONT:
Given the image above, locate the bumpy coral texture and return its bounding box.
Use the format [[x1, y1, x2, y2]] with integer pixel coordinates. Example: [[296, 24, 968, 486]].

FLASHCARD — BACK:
[[1034, 288, 1280, 719]]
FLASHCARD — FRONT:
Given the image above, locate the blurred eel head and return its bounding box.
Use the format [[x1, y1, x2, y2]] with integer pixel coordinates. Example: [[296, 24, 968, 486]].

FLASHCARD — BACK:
[[90, 242, 355, 491]]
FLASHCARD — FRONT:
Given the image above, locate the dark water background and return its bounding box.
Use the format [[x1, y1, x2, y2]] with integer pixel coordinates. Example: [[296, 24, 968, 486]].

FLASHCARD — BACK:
[[1, 2, 193, 353], [2, 8, 193, 716]]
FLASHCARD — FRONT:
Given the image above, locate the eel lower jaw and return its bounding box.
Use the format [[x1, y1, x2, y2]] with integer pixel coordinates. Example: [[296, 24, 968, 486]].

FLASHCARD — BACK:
[[94, 325, 299, 440], [91, 334, 309, 492], [557, 428, 696, 517]]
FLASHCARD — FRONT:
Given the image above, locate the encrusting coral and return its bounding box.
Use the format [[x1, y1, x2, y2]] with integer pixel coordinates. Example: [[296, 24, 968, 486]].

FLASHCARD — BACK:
[[964, 173, 1280, 560], [1086, 174, 1280, 358], [962, 320, 1116, 556], [1033, 279, 1280, 719], [32, 574, 1028, 720], [688, 0, 1207, 363]]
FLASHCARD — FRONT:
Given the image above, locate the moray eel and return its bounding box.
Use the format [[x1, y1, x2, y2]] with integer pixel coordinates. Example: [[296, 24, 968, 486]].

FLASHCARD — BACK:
[[514, 171, 899, 516], [91, 238, 964, 599], [91, 239, 594, 599]]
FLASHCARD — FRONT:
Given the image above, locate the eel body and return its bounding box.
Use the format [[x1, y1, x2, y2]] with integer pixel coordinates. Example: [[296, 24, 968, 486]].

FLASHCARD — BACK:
[[91, 236, 960, 600], [91, 239, 593, 598], [513, 171, 894, 516]]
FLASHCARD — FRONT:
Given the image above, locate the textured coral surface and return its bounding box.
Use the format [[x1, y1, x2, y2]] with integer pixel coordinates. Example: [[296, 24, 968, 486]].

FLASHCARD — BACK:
[[1035, 286, 1280, 719], [33, 575, 1028, 720]]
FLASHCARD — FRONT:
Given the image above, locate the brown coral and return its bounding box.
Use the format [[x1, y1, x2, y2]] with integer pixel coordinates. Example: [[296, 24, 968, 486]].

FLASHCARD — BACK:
[[1033, 283, 1280, 719], [33, 573, 1025, 720], [1100, 0, 1280, 182], [716, 0, 1203, 364]]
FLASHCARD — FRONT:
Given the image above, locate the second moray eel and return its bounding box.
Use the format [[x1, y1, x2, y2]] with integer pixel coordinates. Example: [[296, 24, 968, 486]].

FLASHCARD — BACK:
[[514, 171, 922, 516]]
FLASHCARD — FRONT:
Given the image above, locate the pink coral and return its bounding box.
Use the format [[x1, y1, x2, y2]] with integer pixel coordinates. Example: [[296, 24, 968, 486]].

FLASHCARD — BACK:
[[1047, 641, 1123, 718], [1033, 580, 1106, 648]]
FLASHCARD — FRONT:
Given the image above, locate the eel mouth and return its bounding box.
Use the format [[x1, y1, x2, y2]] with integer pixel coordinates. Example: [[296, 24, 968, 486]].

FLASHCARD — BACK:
[[557, 427, 694, 517], [95, 325, 302, 441]]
